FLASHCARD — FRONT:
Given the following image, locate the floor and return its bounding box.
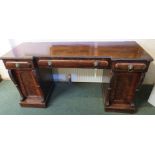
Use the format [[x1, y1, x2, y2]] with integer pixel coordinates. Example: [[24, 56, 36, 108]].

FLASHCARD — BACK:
[[0, 80, 154, 115]]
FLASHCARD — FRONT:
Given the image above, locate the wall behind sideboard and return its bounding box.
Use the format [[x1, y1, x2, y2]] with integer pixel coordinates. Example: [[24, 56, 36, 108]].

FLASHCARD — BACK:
[[0, 40, 23, 80], [0, 39, 155, 84], [136, 40, 155, 84]]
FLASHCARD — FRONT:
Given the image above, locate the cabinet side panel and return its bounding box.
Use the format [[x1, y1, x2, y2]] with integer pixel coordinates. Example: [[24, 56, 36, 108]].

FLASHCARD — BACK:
[[110, 72, 141, 103], [15, 70, 43, 97]]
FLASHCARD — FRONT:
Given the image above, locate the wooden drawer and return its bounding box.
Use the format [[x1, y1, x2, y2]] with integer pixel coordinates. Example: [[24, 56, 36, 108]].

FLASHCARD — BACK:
[[5, 61, 32, 69], [38, 59, 109, 68], [114, 63, 146, 72]]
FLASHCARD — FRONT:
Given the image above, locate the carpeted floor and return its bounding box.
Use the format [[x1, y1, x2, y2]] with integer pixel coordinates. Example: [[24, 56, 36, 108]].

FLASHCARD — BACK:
[[0, 80, 154, 115]]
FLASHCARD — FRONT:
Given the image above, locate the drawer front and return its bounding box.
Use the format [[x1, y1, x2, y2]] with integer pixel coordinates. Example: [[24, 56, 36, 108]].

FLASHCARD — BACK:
[[114, 63, 146, 72], [5, 61, 32, 69], [38, 59, 109, 68]]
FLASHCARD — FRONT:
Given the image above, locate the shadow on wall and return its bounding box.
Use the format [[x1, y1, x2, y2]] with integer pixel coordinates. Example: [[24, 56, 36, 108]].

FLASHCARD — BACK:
[[144, 62, 155, 85], [0, 74, 2, 82]]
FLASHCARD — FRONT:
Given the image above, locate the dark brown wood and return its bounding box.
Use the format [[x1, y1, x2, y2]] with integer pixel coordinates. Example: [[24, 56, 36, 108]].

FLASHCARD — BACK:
[[50, 43, 152, 60], [5, 61, 32, 69], [114, 63, 146, 72], [8, 70, 26, 101], [6, 60, 53, 108], [0, 42, 153, 61], [0, 41, 153, 113], [13, 69, 45, 107], [38, 59, 109, 68], [105, 72, 143, 113]]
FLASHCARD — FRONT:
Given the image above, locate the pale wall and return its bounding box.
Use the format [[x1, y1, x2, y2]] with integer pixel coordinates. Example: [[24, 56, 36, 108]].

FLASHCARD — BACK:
[[136, 40, 155, 84], [0, 39, 155, 84], [0, 40, 22, 79]]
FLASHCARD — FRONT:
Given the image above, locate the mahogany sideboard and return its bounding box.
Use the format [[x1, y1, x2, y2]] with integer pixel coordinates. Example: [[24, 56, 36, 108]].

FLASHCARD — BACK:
[[0, 42, 153, 113]]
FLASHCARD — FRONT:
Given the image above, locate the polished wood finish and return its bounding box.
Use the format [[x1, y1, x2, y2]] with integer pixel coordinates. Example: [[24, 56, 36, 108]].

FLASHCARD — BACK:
[[5, 61, 32, 69], [8, 70, 26, 101], [50, 43, 151, 60], [105, 72, 142, 113], [0, 42, 153, 113], [38, 59, 109, 68], [114, 63, 147, 72], [1, 42, 153, 60]]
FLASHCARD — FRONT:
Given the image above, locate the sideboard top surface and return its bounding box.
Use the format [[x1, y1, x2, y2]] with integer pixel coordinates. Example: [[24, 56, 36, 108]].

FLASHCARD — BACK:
[[1, 41, 153, 61]]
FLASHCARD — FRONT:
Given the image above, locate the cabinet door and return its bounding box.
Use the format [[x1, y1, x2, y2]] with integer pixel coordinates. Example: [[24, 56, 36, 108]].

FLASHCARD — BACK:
[[105, 72, 143, 113], [110, 72, 141, 104], [14, 69, 44, 98]]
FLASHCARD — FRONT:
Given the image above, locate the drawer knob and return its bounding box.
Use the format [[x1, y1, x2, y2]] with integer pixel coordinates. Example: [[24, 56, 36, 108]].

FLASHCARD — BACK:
[[128, 64, 134, 72], [15, 63, 20, 68], [48, 61, 52, 66], [94, 61, 99, 67]]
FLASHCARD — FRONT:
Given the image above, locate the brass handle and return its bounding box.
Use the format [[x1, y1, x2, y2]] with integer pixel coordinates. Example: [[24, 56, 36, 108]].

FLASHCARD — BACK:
[[128, 64, 134, 72], [15, 63, 20, 68], [48, 61, 52, 66], [94, 61, 99, 67]]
